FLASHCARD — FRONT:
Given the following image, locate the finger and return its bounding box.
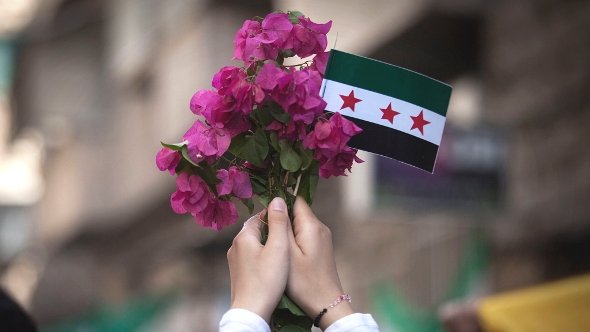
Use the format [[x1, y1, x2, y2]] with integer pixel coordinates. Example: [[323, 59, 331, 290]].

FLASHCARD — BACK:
[[236, 212, 265, 247], [293, 197, 331, 255], [293, 196, 320, 235], [265, 197, 290, 250], [286, 210, 301, 256]]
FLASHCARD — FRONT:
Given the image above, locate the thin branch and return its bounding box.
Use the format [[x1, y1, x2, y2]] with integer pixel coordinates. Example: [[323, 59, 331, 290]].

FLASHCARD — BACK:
[[293, 173, 302, 196]]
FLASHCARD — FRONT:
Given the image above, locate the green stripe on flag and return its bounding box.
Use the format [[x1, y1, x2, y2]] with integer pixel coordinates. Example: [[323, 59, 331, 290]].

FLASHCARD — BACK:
[[324, 50, 452, 116]]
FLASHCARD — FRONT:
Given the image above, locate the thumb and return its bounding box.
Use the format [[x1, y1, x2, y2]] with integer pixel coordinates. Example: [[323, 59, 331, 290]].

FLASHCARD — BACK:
[[266, 197, 290, 249], [293, 196, 319, 235]]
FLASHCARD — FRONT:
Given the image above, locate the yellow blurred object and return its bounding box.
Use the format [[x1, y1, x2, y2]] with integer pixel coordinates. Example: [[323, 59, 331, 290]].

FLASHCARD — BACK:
[[479, 273, 590, 332]]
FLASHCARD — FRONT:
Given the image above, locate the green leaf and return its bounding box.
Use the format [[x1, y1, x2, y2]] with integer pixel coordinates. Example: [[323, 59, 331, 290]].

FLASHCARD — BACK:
[[276, 294, 307, 316], [177, 148, 219, 194], [258, 194, 271, 208], [180, 146, 199, 167], [251, 106, 274, 127], [277, 53, 285, 66], [279, 140, 302, 172], [173, 158, 191, 175], [271, 295, 313, 331], [297, 161, 319, 204], [229, 130, 269, 167], [228, 133, 246, 155], [281, 49, 296, 58], [285, 174, 297, 187], [241, 198, 254, 214], [161, 141, 187, 151], [277, 325, 308, 332], [269, 103, 291, 124], [250, 177, 268, 195], [194, 161, 219, 194], [287, 11, 304, 24], [298, 146, 314, 171], [269, 132, 280, 152]]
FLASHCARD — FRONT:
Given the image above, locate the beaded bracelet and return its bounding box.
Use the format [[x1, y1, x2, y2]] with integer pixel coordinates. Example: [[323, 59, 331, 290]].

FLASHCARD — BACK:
[[313, 294, 352, 327]]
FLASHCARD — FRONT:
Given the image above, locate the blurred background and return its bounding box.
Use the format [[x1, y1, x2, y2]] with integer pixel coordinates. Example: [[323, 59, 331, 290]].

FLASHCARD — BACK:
[[0, 0, 589, 331]]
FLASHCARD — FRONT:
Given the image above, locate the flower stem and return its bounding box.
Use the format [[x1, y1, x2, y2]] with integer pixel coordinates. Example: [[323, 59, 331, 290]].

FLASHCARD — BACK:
[[293, 174, 302, 196]]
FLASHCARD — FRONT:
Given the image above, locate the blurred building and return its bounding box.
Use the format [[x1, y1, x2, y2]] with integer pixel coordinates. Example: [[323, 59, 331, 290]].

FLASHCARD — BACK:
[[0, 0, 588, 331]]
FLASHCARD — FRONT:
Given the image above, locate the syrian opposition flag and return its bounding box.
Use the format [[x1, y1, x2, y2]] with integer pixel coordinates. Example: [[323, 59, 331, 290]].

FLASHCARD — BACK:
[[321, 50, 452, 173]]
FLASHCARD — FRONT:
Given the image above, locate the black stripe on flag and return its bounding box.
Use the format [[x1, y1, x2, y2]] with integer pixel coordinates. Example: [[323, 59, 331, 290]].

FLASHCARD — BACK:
[[344, 116, 439, 173]]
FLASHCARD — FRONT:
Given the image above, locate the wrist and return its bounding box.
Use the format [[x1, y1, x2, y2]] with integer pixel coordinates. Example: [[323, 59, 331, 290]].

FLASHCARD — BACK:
[[310, 294, 354, 330], [317, 301, 354, 330], [231, 300, 272, 324]]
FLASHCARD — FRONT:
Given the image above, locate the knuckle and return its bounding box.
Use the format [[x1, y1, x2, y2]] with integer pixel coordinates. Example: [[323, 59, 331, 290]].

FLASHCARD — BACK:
[[231, 236, 242, 248], [226, 246, 233, 258], [311, 222, 327, 233], [319, 223, 332, 238], [269, 218, 287, 229]]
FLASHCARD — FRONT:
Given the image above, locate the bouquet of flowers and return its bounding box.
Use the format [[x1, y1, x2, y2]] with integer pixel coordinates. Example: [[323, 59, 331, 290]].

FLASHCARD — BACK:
[[156, 11, 363, 329]]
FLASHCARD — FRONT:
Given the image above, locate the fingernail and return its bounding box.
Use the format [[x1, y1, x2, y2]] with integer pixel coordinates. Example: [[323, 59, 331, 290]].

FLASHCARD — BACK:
[[271, 197, 286, 212]]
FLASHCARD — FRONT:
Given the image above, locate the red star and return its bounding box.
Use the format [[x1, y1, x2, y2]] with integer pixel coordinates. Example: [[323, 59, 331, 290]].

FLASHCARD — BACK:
[[380, 102, 400, 124], [339, 90, 362, 111], [410, 110, 431, 135]]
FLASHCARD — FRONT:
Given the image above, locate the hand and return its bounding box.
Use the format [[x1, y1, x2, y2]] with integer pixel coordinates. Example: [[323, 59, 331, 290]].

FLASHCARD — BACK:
[[227, 197, 291, 323], [286, 197, 354, 330]]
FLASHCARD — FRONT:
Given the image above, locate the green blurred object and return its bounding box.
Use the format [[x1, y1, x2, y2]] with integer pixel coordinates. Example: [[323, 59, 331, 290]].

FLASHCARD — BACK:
[[373, 231, 489, 332], [0, 39, 16, 92], [42, 293, 173, 332]]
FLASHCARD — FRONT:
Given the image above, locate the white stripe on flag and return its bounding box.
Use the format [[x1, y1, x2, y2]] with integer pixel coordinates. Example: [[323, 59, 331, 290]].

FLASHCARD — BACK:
[[321, 79, 446, 146]]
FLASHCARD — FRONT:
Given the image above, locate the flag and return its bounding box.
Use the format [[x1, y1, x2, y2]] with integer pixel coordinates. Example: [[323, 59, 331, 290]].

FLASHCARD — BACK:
[[321, 49, 452, 173]]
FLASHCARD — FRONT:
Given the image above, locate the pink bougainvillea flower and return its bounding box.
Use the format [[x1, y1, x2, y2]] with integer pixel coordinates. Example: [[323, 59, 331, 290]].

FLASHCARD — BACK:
[[304, 112, 362, 158], [318, 146, 364, 178], [245, 37, 280, 63], [230, 75, 265, 115], [155, 148, 180, 175], [240, 29, 281, 63], [210, 66, 265, 124], [196, 199, 239, 230], [273, 69, 300, 111], [291, 17, 332, 58], [236, 12, 295, 63], [261, 12, 293, 49], [189, 89, 211, 115], [255, 62, 287, 90], [289, 68, 326, 123], [189, 90, 250, 137], [216, 166, 253, 199], [311, 51, 330, 75], [256, 64, 297, 114], [212, 66, 264, 115], [257, 65, 325, 126], [170, 173, 214, 214], [266, 120, 308, 141], [212, 66, 242, 95], [233, 20, 262, 61], [183, 121, 231, 162]]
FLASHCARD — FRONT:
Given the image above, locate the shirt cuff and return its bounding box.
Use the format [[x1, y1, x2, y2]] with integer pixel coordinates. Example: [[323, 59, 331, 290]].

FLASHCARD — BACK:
[[325, 313, 379, 332], [219, 308, 270, 332]]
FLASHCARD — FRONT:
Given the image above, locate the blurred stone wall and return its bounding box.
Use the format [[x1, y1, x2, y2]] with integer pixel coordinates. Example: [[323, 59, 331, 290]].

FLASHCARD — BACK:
[[484, 0, 590, 290]]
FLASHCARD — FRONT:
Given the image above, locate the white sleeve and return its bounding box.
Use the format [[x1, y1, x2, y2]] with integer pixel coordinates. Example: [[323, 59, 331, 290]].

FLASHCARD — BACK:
[[219, 308, 271, 332], [324, 313, 379, 332]]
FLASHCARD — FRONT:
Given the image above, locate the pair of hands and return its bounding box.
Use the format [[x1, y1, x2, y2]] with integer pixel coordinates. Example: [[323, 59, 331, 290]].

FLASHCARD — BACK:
[[227, 197, 353, 330]]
